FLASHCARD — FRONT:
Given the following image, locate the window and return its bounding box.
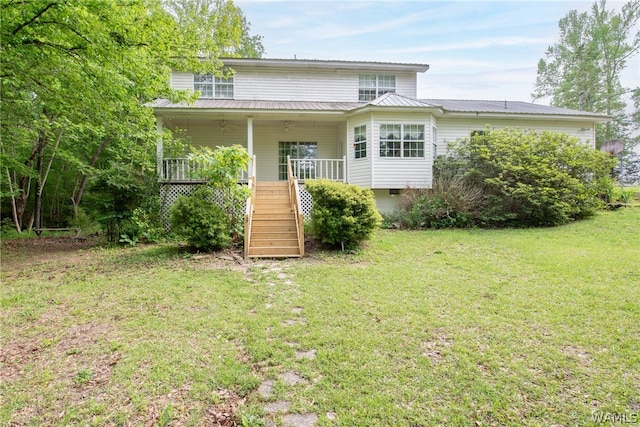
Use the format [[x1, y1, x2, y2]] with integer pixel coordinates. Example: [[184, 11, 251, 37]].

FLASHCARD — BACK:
[[359, 74, 396, 101], [279, 142, 318, 180], [194, 74, 234, 99], [380, 124, 424, 158], [403, 124, 424, 157], [432, 127, 438, 163], [354, 125, 367, 159]]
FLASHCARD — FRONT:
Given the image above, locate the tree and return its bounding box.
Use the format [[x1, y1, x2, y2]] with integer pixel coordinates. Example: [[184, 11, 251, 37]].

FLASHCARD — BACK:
[[1, 0, 262, 233], [532, 0, 640, 148]]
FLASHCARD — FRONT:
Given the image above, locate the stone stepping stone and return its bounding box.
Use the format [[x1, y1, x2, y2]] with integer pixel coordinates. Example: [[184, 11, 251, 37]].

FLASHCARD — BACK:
[[295, 349, 316, 360], [291, 307, 303, 314], [283, 413, 318, 427], [280, 371, 308, 385], [282, 318, 307, 326], [264, 401, 291, 414], [258, 379, 275, 398]]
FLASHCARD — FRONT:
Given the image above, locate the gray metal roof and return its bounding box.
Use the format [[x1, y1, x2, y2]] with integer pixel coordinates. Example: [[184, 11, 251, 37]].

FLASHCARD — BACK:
[[367, 92, 436, 108], [152, 98, 361, 111], [220, 57, 430, 72], [421, 99, 610, 118], [152, 96, 610, 120]]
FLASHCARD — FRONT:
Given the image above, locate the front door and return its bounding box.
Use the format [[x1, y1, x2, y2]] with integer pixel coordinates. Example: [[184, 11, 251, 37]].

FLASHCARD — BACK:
[[278, 141, 318, 180]]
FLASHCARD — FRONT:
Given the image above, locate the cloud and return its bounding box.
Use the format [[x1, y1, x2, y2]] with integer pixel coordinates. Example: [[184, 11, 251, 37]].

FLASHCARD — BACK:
[[385, 36, 554, 55]]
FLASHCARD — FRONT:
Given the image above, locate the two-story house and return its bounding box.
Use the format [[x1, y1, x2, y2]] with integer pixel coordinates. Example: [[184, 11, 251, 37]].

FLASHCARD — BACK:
[[152, 58, 609, 257]]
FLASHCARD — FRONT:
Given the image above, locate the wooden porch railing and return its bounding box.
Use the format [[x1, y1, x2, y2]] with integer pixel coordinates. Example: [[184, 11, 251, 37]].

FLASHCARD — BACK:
[[287, 155, 305, 257], [243, 155, 257, 259], [290, 157, 346, 182], [161, 158, 249, 182]]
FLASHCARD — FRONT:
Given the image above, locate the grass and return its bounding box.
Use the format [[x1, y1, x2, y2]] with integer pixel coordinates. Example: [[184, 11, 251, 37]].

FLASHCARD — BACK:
[[1, 207, 639, 426]]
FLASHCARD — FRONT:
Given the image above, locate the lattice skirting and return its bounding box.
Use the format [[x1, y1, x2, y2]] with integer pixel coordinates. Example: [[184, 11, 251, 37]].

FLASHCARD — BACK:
[[160, 183, 314, 228]]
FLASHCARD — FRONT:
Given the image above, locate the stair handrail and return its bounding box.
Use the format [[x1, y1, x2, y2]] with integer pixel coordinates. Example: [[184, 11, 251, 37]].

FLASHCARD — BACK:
[[287, 155, 305, 257], [244, 155, 257, 259]]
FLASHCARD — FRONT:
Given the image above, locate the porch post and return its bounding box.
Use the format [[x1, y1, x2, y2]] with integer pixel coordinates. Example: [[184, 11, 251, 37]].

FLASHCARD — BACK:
[[156, 116, 163, 180], [247, 117, 254, 157]]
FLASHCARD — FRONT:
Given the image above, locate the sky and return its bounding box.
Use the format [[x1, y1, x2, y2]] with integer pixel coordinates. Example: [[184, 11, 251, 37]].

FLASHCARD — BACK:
[[235, 0, 638, 104]]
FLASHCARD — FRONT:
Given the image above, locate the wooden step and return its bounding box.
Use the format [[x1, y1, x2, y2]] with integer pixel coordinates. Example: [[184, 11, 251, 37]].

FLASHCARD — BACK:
[[251, 231, 298, 240], [249, 246, 301, 257], [251, 224, 298, 233], [247, 181, 302, 258], [253, 213, 295, 220], [250, 238, 299, 248]]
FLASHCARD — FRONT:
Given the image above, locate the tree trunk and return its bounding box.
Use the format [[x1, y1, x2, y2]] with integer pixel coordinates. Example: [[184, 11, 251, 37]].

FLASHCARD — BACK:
[[71, 137, 111, 216], [5, 168, 22, 233], [33, 128, 63, 230]]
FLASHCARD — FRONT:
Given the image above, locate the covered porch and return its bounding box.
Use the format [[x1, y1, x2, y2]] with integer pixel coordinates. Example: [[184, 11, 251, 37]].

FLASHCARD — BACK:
[[156, 115, 348, 184]]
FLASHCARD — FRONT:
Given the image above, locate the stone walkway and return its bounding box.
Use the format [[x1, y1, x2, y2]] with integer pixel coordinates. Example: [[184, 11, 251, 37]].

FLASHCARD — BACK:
[[250, 263, 328, 427]]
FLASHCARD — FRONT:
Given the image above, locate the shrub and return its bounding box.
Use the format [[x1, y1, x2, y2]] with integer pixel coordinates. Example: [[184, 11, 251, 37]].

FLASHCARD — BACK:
[[305, 179, 382, 250], [442, 128, 617, 227], [396, 175, 483, 228], [188, 145, 251, 242], [170, 187, 231, 251]]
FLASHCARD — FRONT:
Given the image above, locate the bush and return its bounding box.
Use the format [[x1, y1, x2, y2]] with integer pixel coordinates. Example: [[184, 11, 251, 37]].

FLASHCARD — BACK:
[[305, 179, 382, 250], [441, 128, 617, 227], [170, 187, 232, 251], [396, 175, 483, 229]]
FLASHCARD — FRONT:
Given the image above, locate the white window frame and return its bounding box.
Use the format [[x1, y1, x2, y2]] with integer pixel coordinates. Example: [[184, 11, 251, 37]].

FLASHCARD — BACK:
[[354, 125, 367, 159], [194, 73, 234, 99], [379, 124, 425, 158], [359, 74, 396, 101], [432, 126, 438, 163]]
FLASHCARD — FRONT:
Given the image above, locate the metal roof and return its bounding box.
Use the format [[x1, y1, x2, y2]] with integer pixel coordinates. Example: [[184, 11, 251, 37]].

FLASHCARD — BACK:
[[220, 58, 430, 72], [421, 99, 610, 118], [152, 96, 610, 121], [367, 92, 436, 108], [151, 98, 361, 111]]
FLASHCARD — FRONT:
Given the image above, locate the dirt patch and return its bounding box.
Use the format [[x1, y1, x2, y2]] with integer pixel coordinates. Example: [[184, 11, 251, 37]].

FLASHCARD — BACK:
[[2, 235, 101, 254], [1, 235, 103, 279]]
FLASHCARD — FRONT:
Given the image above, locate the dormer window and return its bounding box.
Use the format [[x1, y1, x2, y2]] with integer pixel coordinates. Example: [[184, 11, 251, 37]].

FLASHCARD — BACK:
[[194, 74, 234, 99], [359, 74, 396, 102]]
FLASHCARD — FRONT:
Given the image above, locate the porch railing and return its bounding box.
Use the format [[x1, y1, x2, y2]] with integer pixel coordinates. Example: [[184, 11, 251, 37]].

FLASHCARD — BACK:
[[161, 158, 248, 182], [162, 156, 346, 183], [244, 155, 257, 259], [287, 155, 305, 257], [290, 157, 346, 182]]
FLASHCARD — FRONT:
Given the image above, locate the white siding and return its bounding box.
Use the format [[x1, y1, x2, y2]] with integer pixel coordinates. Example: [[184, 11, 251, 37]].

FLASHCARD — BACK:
[[179, 123, 246, 150], [370, 112, 433, 189], [171, 72, 193, 91], [171, 68, 416, 102], [435, 118, 598, 155]]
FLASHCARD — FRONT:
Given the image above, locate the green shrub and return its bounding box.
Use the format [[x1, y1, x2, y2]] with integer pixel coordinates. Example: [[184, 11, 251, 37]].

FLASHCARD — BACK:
[[440, 128, 617, 227], [305, 179, 382, 250], [169, 187, 231, 251], [396, 175, 483, 229]]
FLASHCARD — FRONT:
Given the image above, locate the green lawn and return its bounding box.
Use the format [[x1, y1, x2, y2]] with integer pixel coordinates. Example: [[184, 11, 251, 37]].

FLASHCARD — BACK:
[[1, 207, 639, 426]]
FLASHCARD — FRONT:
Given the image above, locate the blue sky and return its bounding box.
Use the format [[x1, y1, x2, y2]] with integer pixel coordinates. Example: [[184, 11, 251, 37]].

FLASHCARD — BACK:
[[235, 0, 638, 103]]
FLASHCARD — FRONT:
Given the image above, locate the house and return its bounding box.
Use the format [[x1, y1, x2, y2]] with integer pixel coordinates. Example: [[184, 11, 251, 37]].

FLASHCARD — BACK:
[[151, 58, 609, 257]]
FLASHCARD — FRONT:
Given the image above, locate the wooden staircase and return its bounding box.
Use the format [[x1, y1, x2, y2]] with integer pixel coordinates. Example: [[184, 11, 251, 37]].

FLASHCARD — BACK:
[[247, 181, 303, 258]]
